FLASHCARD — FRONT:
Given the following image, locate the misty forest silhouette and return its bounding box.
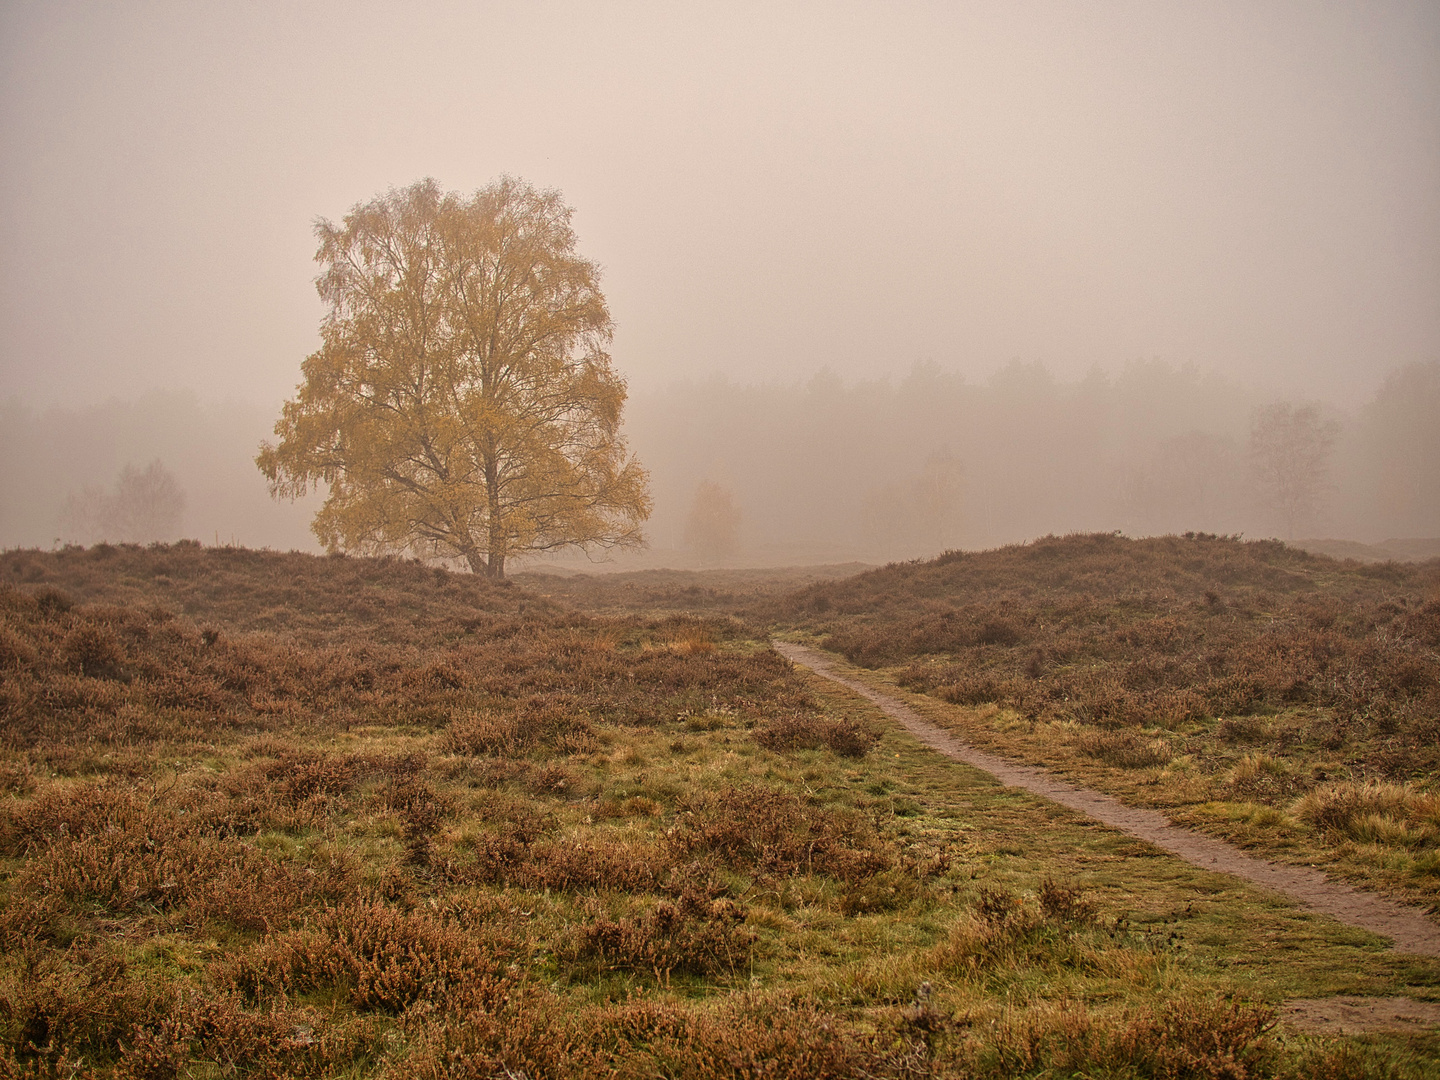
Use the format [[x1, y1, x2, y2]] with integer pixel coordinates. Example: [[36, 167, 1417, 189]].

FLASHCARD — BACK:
[[4, 357, 1437, 562]]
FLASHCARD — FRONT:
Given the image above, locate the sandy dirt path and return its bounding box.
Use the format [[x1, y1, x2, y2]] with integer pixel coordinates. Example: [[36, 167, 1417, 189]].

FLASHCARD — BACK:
[[773, 641, 1440, 958]]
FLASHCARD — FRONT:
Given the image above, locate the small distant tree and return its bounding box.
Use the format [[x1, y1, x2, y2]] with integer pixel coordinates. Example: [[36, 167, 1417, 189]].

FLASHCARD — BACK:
[[684, 480, 741, 562], [57, 460, 187, 543], [861, 449, 964, 558], [257, 177, 651, 579], [1248, 402, 1339, 539], [911, 449, 964, 550]]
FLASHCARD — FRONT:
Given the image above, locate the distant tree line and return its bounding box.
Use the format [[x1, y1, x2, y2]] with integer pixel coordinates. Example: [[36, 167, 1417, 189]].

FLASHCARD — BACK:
[[55, 460, 187, 545], [627, 359, 1440, 559], [3, 360, 1433, 561]]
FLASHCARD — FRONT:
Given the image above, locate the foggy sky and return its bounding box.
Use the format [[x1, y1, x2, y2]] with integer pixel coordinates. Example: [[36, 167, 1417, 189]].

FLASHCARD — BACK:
[[2, 0, 1438, 411]]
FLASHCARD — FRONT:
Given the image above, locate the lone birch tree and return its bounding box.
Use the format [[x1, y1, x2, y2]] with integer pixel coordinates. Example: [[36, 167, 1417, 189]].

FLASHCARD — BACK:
[[257, 178, 651, 578]]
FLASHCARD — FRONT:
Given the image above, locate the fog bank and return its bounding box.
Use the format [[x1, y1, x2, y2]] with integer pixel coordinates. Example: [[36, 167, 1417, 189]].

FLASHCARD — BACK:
[[5, 360, 1434, 566], [619, 360, 1440, 566], [0, 393, 319, 552]]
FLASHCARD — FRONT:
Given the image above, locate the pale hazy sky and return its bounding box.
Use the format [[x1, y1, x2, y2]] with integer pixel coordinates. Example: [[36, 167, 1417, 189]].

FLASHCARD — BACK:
[[2, 0, 1437, 409]]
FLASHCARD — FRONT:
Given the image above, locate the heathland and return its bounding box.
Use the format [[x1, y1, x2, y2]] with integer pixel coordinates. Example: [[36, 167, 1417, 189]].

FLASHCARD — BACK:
[[767, 533, 1440, 912], [0, 537, 1437, 1077]]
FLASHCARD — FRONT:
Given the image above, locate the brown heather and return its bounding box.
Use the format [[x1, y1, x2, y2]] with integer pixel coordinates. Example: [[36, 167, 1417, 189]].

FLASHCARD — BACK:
[[0, 542, 1435, 1077]]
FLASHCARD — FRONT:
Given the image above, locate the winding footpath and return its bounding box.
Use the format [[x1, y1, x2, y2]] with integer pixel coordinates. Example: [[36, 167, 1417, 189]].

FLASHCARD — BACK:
[[772, 641, 1440, 957]]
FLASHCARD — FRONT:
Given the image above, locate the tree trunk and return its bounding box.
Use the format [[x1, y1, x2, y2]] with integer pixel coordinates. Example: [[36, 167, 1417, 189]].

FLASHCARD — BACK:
[[484, 451, 505, 579]]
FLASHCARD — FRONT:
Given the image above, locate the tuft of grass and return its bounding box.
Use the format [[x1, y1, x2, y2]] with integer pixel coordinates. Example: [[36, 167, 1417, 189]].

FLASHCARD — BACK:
[[1294, 781, 1440, 849], [1075, 730, 1173, 769]]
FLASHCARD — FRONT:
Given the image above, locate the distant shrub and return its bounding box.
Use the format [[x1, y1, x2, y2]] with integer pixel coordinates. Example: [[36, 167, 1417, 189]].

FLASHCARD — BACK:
[[62, 624, 126, 679], [34, 586, 74, 615]]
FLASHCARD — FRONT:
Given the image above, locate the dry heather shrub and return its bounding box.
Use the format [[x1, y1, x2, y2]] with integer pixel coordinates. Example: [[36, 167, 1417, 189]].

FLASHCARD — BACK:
[[376, 772, 451, 867], [1216, 715, 1269, 743], [463, 831, 668, 893], [1074, 730, 1172, 769], [0, 947, 355, 1077], [753, 713, 879, 758], [0, 782, 149, 857], [964, 996, 1276, 1080], [1037, 878, 1098, 924], [16, 824, 304, 931], [401, 659, 469, 690], [111, 993, 366, 1080], [398, 993, 869, 1080], [669, 785, 892, 881], [938, 674, 1020, 707], [61, 624, 127, 679], [567, 892, 755, 980], [1293, 781, 1440, 847], [0, 962, 356, 1077], [528, 762, 578, 795], [605, 993, 870, 1080], [445, 710, 522, 755], [33, 586, 74, 615], [385, 992, 587, 1080], [0, 947, 151, 1067], [0, 625, 38, 670], [225, 902, 511, 1014], [445, 696, 596, 757], [595, 794, 663, 819], [220, 750, 359, 809], [0, 759, 35, 796], [931, 885, 1099, 977]]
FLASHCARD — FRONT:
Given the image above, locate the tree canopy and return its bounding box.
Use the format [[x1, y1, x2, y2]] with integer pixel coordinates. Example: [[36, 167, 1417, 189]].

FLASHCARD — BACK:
[[257, 178, 651, 577]]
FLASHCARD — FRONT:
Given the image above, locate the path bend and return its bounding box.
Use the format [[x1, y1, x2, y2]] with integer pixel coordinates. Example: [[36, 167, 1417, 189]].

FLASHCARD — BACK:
[[773, 640, 1440, 958]]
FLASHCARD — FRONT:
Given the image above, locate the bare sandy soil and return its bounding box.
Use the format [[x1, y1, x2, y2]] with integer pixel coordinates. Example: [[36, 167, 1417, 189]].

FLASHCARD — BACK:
[[1280, 996, 1440, 1035], [772, 641, 1440, 959]]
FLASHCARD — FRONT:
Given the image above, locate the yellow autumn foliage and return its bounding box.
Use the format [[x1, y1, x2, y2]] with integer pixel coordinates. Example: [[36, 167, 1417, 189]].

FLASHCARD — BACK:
[[258, 177, 650, 577]]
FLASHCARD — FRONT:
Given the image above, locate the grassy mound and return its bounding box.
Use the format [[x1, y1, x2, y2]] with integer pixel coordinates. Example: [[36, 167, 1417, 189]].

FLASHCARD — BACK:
[[775, 532, 1440, 904], [0, 541, 546, 644]]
